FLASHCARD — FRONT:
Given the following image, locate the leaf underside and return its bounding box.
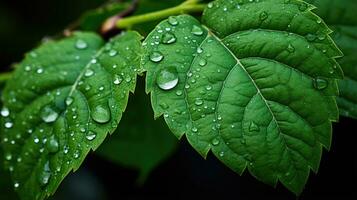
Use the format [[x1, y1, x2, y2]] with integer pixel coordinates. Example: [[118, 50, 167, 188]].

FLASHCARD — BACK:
[[0, 31, 142, 200], [307, 0, 357, 119], [143, 0, 342, 195]]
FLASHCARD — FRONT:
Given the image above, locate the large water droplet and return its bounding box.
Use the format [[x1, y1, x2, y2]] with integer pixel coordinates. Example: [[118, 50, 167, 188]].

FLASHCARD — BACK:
[[212, 138, 220, 146], [195, 98, 204, 106], [156, 67, 179, 90], [113, 75, 123, 85], [162, 33, 177, 44], [86, 131, 96, 141], [38, 161, 51, 187], [150, 51, 164, 63], [65, 97, 74, 106], [84, 68, 94, 77], [1, 107, 10, 117], [47, 135, 59, 153], [41, 106, 59, 123], [168, 16, 179, 26], [75, 39, 88, 49], [192, 25, 204, 36], [313, 78, 328, 90], [91, 104, 111, 124]]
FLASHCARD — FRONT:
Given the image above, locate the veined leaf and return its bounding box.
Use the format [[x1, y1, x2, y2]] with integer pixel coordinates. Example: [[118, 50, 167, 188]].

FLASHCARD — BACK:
[[307, 0, 357, 119], [96, 78, 178, 184], [143, 0, 342, 195], [0, 31, 142, 200]]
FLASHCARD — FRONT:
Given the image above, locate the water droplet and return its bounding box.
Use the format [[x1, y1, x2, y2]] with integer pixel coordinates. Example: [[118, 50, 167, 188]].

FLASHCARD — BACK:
[[191, 127, 198, 133], [306, 33, 316, 41], [249, 121, 260, 132], [150, 51, 164, 63], [206, 85, 212, 91], [162, 33, 177, 44], [84, 68, 94, 77], [41, 106, 59, 123], [113, 75, 123, 85], [168, 16, 179, 26], [176, 90, 183, 96], [260, 11, 268, 21], [1, 107, 10, 117], [75, 39, 88, 49], [86, 131, 96, 141], [197, 47, 203, 54], [47, 135, 59, 153], [199, 58, 207, 67], [25, 65, 32, 72], [5, 153, 12, 161], [109, 50, 118, 57], [207, 2, 213, 8], [74, 149, 81, 159], [287, 44, 295, 53], [195, 98, 204, 106], [34, 137, 40, 143], [14, 182, 20, 188], [313, 78, 328, 90], [212, 138, 220, 146], [91, 104, 111, 124], [65, 97, 74, 106], [5, 122, 13, 128], [219, 152, 225, 157], [156, 67, 179, 90], [37, 68, 44, 74], [38, 161, 51, 186], [159, 102, 169, 109], [192, 25, 204, 36]]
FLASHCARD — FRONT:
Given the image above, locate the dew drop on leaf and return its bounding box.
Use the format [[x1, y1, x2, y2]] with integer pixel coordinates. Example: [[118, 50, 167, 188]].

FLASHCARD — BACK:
[[168, 16, 179, 26], [75, 39, 88, 49], [191, 25, 204, 36], [195, 98, 204, 106], [46, 135, 59, 153], [113, 75, 123, 85], [162, 33, 177, 44], [86, 131, 97, 141], [91, 104, 111, 124], [41, 106, 59, 123], [150, 51, 164, 63], [156, 67, 179, 90], [65, 97, 74, 106], [38, 161, 51, 187], [1, 107, 10, 117], [212, 138, 220, 146], [84, 68, 94, 77]]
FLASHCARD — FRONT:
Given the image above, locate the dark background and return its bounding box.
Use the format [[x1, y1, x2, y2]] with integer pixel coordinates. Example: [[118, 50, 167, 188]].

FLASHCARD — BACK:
[[0, 0, 356, 199]]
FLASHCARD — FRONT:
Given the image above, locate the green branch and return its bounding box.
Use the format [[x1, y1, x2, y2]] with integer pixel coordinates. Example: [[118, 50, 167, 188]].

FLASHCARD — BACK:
[[116, 1, 206, 29]]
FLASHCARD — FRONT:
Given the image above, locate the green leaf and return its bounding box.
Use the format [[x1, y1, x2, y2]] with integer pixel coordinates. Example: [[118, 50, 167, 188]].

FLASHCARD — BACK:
[[143, 0, 342, 195], [0, 31, 143, 200], [307, 0, 357, 119], [78, 2, 130, 31], [96, 78, 178, 184]]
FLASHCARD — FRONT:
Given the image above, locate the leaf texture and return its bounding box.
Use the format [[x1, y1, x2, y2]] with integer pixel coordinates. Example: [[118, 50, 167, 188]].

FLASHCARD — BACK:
[[0, 31, 142, 200], [143, 0, 343, 194], [307, 0, 357, 119]]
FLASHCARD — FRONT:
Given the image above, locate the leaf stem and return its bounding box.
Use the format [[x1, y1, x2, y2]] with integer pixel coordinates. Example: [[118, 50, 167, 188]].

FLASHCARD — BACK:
[[116, 2, 206, 29]]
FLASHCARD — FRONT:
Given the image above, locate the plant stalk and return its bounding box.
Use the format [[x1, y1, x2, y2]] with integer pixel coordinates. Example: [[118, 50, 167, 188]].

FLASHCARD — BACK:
[[116, 2, 206, 29]]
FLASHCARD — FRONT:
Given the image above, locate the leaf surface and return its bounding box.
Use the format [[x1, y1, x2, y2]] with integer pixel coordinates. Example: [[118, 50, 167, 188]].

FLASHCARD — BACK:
[[143, 0, 342, 194], [0, 31, 142, 200], [307, 0, 357, 119]]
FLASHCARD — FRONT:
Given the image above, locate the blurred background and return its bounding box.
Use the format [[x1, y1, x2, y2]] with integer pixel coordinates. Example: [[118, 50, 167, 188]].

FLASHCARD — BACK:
[[0, 0, 356, 199]]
